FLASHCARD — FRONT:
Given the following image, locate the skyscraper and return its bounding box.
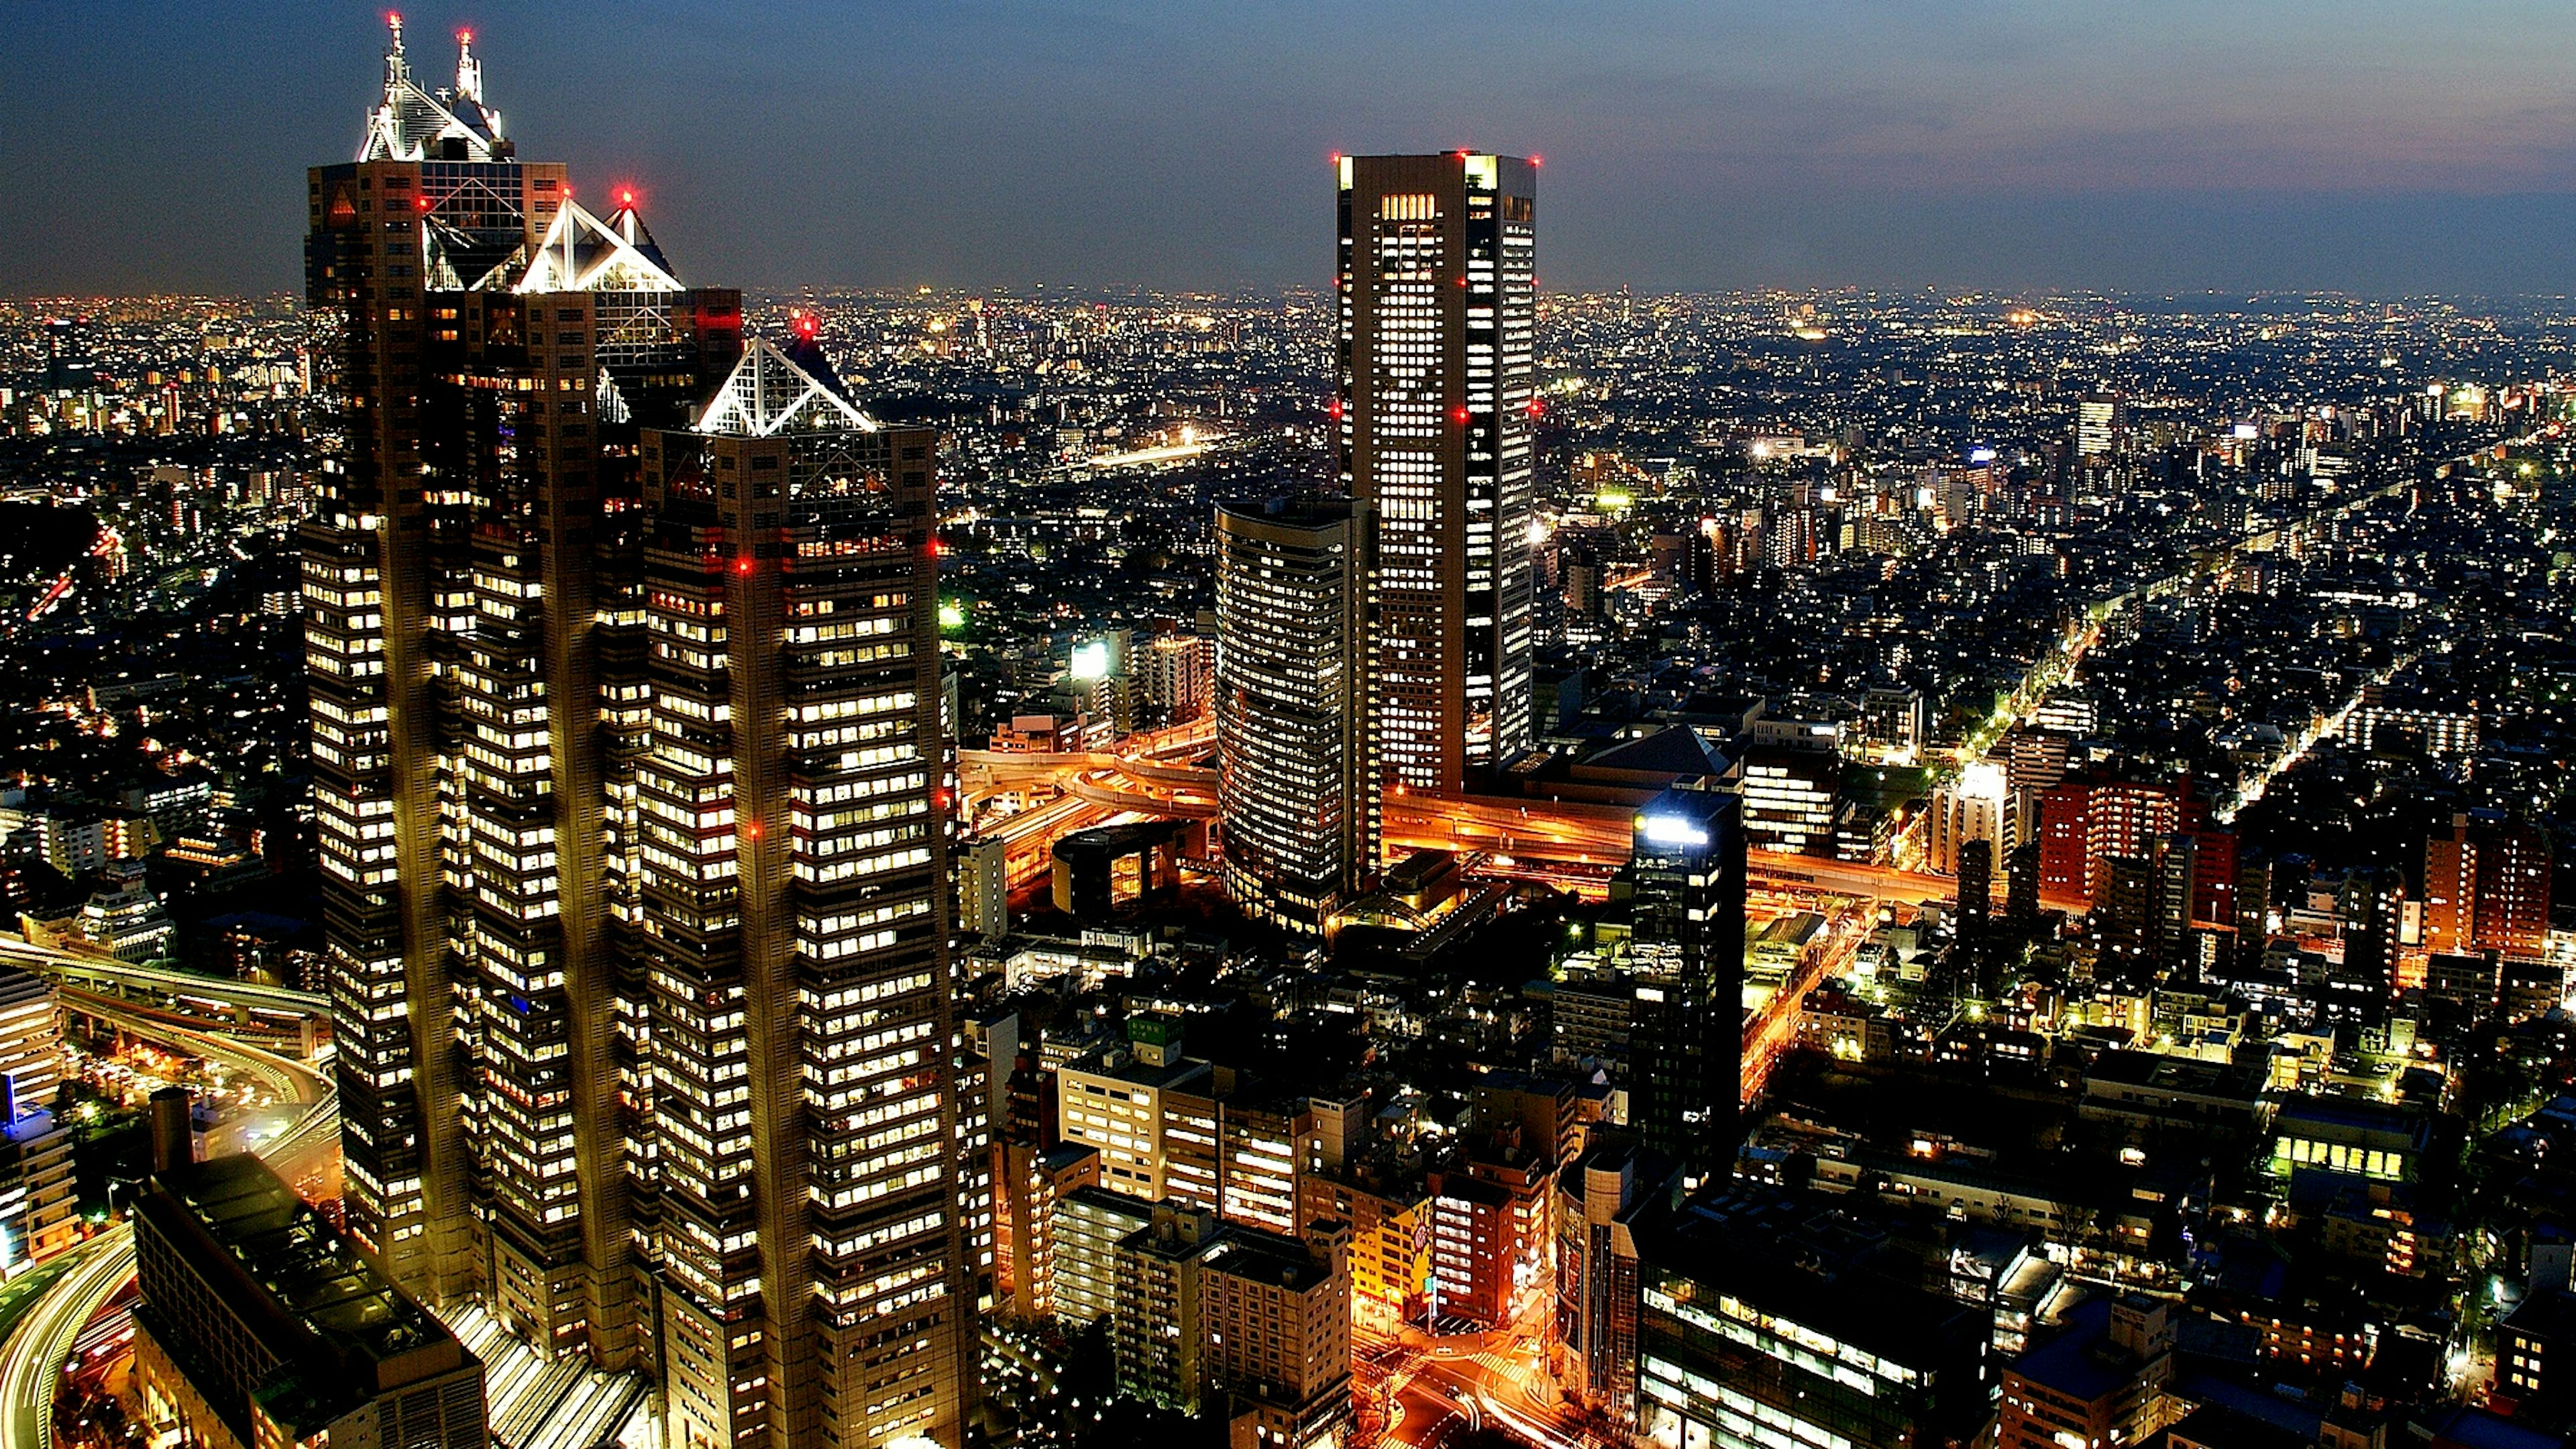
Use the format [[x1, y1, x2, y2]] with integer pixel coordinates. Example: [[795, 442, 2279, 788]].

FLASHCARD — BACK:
[[305, 12, 570, 1309], [1215, 496, 1379, 932], [636, 335, 972, 1449], [309, 25, 971, 1448], [429, 191, 736, 1368], [2075, 392, 2127, 461], [1619, 788, 1746, 1165], [1336, 152, 1538, 790], [1955, 839, 1992, 996]]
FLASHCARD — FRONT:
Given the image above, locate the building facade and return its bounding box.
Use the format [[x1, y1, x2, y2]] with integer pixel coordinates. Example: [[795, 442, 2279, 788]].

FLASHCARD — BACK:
[[1337, 152, 1538, 790], [633, 339, 971, 1449], [1621, 788, 1747, 1163], [1215, 498, 1379, 932], [308, 27, 971, 1449], [132, 1150, 487, 1449]]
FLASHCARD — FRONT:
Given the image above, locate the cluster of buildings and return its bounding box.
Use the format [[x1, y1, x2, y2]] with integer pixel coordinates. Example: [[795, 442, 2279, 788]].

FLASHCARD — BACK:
[[9, 17, 2576, 1449]]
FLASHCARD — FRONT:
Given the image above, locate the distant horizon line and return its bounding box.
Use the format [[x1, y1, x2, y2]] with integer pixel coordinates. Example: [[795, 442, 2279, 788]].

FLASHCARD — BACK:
[[5, 285, 2575, 307]]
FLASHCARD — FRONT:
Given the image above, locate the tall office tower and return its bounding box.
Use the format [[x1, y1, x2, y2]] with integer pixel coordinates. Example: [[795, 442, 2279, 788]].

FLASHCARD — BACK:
[[311, 28, 973, 1449], [40, 317, 96, 395], [1619, 788, 1746, 1164], [2074, 392, 2126, 460], [636, 335, 971, 1449], [1215, 497, 1379, 932], [1556, 1138, 1677, 1428], [1336, 152, 1537, 790], [427, 199, 736, 1365], [2006, 841, 2042, 927], [305, 15, 570, 1305], [1955, 839, 1992, 994]]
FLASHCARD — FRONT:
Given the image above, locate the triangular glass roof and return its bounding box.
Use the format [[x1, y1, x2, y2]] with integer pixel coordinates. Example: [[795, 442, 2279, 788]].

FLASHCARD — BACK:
[[694, 339, 875, 437], [515, 201, 685, 294]]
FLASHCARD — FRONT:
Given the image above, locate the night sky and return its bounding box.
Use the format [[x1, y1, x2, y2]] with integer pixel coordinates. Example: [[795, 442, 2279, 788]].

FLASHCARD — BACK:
[[9, 1, 2576, 297]]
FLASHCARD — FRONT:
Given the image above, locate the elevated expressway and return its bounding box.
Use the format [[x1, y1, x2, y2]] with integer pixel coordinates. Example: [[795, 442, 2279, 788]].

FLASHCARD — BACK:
[[0, 936, 327, 1055], [0, 1070, 337, 1449], [0, 935, 337, 1449], [963, 743, 2087, 913]]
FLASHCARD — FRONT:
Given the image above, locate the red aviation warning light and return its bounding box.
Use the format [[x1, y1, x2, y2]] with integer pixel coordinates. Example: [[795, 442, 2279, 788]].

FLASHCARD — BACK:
[[735, 558, 755, 575], [1451, 405, 1471, 425], [1328, 398, 1344, 421], [792, 311, 820, 341]]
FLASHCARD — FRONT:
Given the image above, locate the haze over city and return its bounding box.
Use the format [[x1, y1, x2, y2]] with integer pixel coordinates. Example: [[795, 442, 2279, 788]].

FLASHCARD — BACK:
[[11, 1, 2576, 294], [9, 13, 2576, 1449]]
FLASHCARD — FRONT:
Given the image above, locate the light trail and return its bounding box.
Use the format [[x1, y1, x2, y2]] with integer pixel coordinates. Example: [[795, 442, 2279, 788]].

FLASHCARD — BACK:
[[0, 1081, 338, 1449]]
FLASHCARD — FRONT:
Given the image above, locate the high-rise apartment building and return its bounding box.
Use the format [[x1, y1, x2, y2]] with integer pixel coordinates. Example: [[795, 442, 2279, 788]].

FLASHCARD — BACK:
[[1620, 788, 1746, 1164], [1199, 1231, 1354, 1449], [2423, 810, 2553, 961], [1337, 152, 1538, 790], [308, 27, 970, 1449], [2036, 775, 2232, 923], [1140, 631, 1217, 726], [1215, 497, 1379, 932]]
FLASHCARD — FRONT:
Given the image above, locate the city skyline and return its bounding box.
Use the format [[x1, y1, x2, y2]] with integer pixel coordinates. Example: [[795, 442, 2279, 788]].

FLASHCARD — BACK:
[[11, 11, 2576, 1449], [13, 3, 2576, 299]]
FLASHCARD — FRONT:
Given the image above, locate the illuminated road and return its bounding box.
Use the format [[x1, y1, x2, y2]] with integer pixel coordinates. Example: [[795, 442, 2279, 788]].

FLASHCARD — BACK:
[[963, 718, 1216, 888], [0, 1079, 337, 1449], [0, 935, 327, 1052], [3, 1228, 132, 1449], [1367, 1324, 1609, 1449], [1080, 431, 1241, 472], [1384, 1366, 1476, 1449], [1740, 908, 1871, 1106], [64, 993, 329, 1106], [967, 741, 2086, 916]]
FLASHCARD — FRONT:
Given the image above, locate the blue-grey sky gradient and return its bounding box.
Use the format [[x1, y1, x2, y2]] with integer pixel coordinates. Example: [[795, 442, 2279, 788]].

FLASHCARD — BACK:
[[7, 1, 2576, 296]]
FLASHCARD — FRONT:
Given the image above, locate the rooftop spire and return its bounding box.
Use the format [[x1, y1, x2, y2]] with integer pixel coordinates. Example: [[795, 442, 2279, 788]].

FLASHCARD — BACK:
[[356, 13, 505, 163], [454, 27, 481, 103]]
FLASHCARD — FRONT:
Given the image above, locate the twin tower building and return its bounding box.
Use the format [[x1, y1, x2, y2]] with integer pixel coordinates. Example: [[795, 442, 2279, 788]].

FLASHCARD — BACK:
[[306, 18, 1538, 1449]]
